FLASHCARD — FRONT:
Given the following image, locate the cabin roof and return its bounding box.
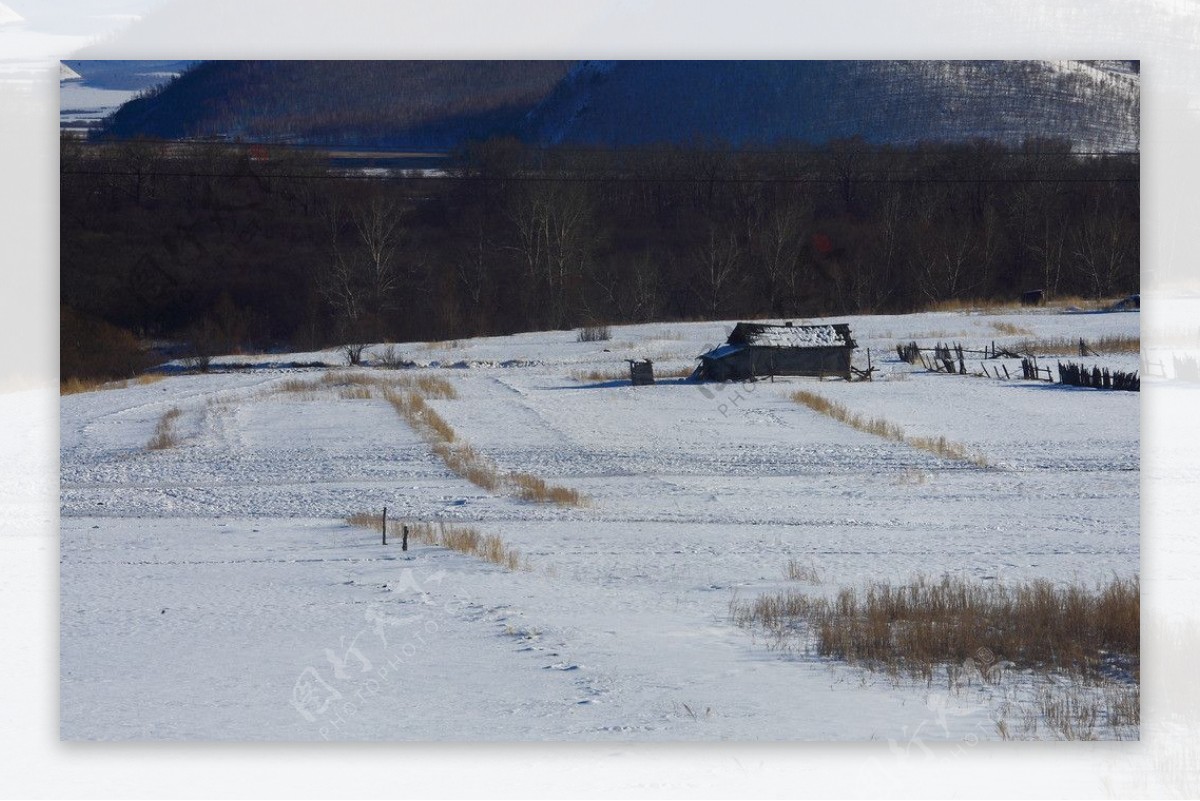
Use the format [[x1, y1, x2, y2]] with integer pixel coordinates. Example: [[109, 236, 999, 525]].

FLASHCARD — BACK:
[[699, 344, 746, 361], [728, 322, 854, 349]]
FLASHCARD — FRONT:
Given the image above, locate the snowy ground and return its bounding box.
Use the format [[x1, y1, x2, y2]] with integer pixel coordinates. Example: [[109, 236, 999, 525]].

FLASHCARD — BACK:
[[60, 308, 1140, 741]]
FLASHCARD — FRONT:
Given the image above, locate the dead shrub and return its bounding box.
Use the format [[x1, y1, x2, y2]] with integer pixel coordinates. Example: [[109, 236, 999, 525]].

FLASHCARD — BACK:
[[578, 325, 612, 342], [375, 343, 409, 369]]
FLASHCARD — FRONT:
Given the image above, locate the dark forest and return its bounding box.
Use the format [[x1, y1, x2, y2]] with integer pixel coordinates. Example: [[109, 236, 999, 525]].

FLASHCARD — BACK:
[[60, 135, 1138, 380]]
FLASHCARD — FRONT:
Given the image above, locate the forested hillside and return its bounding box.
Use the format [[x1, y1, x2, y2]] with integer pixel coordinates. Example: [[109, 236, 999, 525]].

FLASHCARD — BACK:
[[528, 61, 1139, 151], [99, 61, 574, 146], [95, 60, 1139, 153]]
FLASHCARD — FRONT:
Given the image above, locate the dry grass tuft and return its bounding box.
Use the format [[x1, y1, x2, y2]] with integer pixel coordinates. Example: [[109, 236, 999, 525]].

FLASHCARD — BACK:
[[1015, 334, 1141, 356], [344, 515, 526, 570], [146, 407, 183, 450], [384, 388, 457, 443], [791, 390, 989, 467], [414, 374, 457, 399], [894, 468, 929, 486], [346, 511, 383, 529], [785, 558, 823, 584], [990, 320, 1034, 336], [510, 472, 587, 506], [571, 367, 626, 383], [61, 376, 111, 395], [375, 519, 527, 571], [432, 442, 502, 491], [732, 574, 1139, 684]]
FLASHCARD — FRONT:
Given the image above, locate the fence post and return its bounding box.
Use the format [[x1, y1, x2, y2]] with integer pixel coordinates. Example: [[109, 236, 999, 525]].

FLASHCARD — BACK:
[[402, 524, 409, 552], [382, 506, 387, 546]]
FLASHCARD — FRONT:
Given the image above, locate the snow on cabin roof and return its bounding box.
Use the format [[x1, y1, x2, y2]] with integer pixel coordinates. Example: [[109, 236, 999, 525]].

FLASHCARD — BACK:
[[728, 322, 853, 349]]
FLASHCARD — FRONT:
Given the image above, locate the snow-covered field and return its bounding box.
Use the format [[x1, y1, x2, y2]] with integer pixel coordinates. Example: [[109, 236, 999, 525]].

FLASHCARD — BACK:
[[60, 308, 1139, 741]]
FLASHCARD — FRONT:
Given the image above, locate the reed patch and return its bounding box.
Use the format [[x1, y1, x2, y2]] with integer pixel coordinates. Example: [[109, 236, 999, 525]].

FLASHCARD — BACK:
[[731, 574, 1138, 682]]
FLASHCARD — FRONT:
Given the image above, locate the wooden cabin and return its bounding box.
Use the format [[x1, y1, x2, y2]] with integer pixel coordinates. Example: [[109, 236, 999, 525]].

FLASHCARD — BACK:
[[693, 322, 856, 381]]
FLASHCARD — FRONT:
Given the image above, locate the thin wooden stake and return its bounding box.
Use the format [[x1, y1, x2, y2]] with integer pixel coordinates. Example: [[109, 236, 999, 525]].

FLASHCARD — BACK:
[[382, 506, 387, 546], [402, 524, 409, 552]]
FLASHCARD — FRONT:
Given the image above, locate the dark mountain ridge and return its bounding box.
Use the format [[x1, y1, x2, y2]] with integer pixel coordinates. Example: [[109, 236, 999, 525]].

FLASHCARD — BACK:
[[96, 59, 1139, 152]]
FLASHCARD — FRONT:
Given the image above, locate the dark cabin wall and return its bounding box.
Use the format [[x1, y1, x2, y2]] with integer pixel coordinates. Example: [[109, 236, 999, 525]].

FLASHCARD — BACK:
[[701, 346, 852, 381]]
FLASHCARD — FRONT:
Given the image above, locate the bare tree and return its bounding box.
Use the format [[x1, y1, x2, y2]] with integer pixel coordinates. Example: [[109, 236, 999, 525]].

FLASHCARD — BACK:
[[758, 198, 812, 313], [506, 178, 597, 328], [1072, 191, 1136, 299], [318, 193, 405, 362], [693, 224, 741, 317]]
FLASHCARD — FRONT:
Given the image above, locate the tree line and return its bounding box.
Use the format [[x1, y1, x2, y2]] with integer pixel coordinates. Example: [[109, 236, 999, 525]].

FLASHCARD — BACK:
[[60, 134, 1138, 379]]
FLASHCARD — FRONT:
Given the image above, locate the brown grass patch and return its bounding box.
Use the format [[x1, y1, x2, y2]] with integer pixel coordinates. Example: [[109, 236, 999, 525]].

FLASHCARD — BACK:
[[791, 390, 989, 467], [414, 374, 457, 399], [146, 407, 183, 450], [345, 517, 527, 571], [510, 473, 587, 506], [346, 511, 382, 528], [61, 376, 110, 395], [433, 442, 502, 492], [732, 574, 1139, 683], [61, 372, 165, 395], [383, 388, 456, 443]]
